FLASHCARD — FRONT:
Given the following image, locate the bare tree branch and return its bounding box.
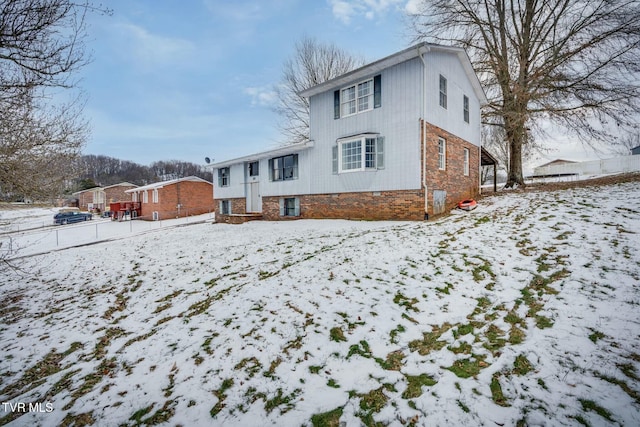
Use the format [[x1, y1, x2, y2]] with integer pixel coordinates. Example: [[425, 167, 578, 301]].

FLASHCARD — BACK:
[[273, 36, 364, 145]]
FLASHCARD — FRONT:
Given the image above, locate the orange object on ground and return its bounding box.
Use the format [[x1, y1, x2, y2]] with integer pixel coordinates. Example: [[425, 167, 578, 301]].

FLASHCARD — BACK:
[[457, 199, 477, 211]]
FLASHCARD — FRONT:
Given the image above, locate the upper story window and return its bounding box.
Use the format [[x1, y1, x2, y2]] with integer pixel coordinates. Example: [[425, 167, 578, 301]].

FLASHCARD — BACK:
[[142, 190, 149, 203], [269, 154, 298, 181], [439, 75, 447, 109], [334, 75, 381, 119], [463, 95, 469, 123], [248, 161, 259, 177], [152, 189, 159, 203], [218, 167, 230, 187], [333, 135, 385, 173], [438, 137, 446, 170]]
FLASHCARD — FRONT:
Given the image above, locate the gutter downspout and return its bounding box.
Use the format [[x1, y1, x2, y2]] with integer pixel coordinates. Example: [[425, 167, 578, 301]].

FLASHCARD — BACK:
[[419, 46, 430, 220]]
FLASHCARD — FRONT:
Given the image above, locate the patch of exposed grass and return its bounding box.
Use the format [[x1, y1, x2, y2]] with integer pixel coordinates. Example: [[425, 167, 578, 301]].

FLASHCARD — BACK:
[[234, 357, 262, 379], [588, 329, 606, 343], [0, 342, 83, 400], [453, 323, 474, 338], [311, 407, 343, 427], [513, 355, 533, 375], [262, 387, 301, 414], [483, 324, 507, 353], [210, 378, 234, 417], [579, 399, 614, 421], [347, 340, 372, 359], [490, 374, 509, 406], [389, 324, 406, 344], [393, 292, 419, 312], [402, 374, 437, 399], [446, 355, 488, 378], [329, 327, 347, 342], [263, 357, 282, 379], [408, 323, 451, 355], [508, 325, 526, 344], [376, 350, 404, 371]]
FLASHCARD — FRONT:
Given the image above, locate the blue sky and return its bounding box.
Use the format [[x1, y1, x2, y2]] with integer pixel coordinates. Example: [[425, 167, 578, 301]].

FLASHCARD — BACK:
[[82, 0, 419, 166]]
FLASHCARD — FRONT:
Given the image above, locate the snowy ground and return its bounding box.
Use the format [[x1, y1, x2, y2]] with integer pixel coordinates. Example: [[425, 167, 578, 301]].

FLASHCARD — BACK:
[[1, 180, 639, 426]]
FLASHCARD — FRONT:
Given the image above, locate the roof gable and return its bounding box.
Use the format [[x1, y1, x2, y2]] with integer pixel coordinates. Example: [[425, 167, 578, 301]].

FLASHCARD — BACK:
[[298, 42, 487, 105]]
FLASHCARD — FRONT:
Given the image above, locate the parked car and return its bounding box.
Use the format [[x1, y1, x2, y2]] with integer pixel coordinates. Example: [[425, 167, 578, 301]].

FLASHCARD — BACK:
[[53, 210, 93, 225]]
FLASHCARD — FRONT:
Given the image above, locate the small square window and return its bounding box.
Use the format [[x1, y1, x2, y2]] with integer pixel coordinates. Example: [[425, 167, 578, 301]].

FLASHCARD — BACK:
[[248, 161, 259, 177]]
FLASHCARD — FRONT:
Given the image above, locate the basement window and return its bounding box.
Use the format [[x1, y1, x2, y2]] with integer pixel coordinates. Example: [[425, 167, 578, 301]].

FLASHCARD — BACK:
[[279, 197, 300, 217]]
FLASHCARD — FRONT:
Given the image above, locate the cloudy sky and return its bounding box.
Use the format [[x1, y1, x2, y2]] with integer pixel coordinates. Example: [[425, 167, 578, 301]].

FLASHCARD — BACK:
[[81, 0, 602, 170]]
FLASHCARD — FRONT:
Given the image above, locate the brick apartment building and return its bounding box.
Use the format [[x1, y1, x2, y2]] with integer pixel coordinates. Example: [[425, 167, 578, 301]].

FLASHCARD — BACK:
[[125, 176, 215, 221]]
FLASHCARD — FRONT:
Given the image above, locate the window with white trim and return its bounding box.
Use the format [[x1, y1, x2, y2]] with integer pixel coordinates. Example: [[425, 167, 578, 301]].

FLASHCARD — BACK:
[[439, 75, 447, 109], [218, 167, 230, 187], [464, 148, 470, 176], [142, 190, 148, 203], [280, 197, 300, 217], [132, 192, 138, 202], [463, 95, 469, 123], [335, 135, 384, 173], [341, 78, 373, 117], [220, 200, 231, 215], [438, 137, 446, 170], [269, 154, 298, 181], [152, 189, 159, 203]]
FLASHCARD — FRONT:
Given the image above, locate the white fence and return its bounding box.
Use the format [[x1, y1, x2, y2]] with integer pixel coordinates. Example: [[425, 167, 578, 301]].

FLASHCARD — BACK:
[[533, 155, 640, 177], [1, 213, 214, 259]]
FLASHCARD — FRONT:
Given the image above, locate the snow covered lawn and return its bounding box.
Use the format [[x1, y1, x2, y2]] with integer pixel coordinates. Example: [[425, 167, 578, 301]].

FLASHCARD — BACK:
[[1, 180, 639, 426]]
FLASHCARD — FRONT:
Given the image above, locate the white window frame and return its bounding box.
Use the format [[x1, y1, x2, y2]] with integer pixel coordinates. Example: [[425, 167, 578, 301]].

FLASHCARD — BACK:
[[463, 148, 470, 176], [218, 167, 230, 187], [438, 137, 446, 170], [280, 197, 300, 217], [152, 189, 159, 203], [337, 134, 384, 173], [220, 200, 231, 215], [463, 95, 469, 123], [142, 190, 149, 204], [132, 192, 138, 202], [439, 75, 447, 109], [341, 78, 373, 117]]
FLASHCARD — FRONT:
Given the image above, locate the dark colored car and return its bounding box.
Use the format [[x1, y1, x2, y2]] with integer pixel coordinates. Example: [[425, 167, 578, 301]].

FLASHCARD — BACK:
[[53, 211, 93, 225]]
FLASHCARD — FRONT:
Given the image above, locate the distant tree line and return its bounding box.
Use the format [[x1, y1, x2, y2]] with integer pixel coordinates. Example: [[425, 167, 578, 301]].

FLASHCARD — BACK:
[[72, 155, 211, 192]]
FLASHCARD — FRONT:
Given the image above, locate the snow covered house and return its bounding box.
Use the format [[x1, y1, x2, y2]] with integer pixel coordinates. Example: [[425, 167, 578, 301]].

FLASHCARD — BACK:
[[210, 43, 487, 222]]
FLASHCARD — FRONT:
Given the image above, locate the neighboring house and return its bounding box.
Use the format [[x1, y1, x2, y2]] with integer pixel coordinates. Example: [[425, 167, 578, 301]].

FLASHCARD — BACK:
[[74, 182, 137, 212], [125, 176, 215, 221], [210, 42, 488, 221]]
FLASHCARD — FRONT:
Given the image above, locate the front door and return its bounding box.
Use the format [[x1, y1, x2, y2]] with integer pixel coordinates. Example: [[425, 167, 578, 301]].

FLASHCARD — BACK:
[[246, 161, 262, 213]]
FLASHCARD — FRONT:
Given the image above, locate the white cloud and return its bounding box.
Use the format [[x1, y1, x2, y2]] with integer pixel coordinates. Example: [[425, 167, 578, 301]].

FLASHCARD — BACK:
[[328, 0, 406, 24], [118, 23, 196, 69], [404, 0, 422, 15], [243, 86, 278, 107]]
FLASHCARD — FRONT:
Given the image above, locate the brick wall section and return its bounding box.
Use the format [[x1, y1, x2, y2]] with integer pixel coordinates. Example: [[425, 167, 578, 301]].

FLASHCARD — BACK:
[[104, 186, 135, 205], [261, 190, 425, 221], [422, 121, 480, 216], [139, 181, 215, 220]]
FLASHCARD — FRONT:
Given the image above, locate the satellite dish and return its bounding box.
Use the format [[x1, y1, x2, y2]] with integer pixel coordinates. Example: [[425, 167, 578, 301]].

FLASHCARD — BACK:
[[205, 157, 211, 164]]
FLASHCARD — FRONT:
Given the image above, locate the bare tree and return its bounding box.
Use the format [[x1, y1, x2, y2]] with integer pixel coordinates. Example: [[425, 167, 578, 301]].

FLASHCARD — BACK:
[[0, 0, 107, 200], [409, 0, 640, 187], [610, 129, 640, 156], [274, 37, 365, 144]]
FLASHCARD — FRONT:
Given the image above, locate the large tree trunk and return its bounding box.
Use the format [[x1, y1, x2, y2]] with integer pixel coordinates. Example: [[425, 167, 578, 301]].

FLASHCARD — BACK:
[[503, 112, 526, 188], [505, 135, 524, 188]]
